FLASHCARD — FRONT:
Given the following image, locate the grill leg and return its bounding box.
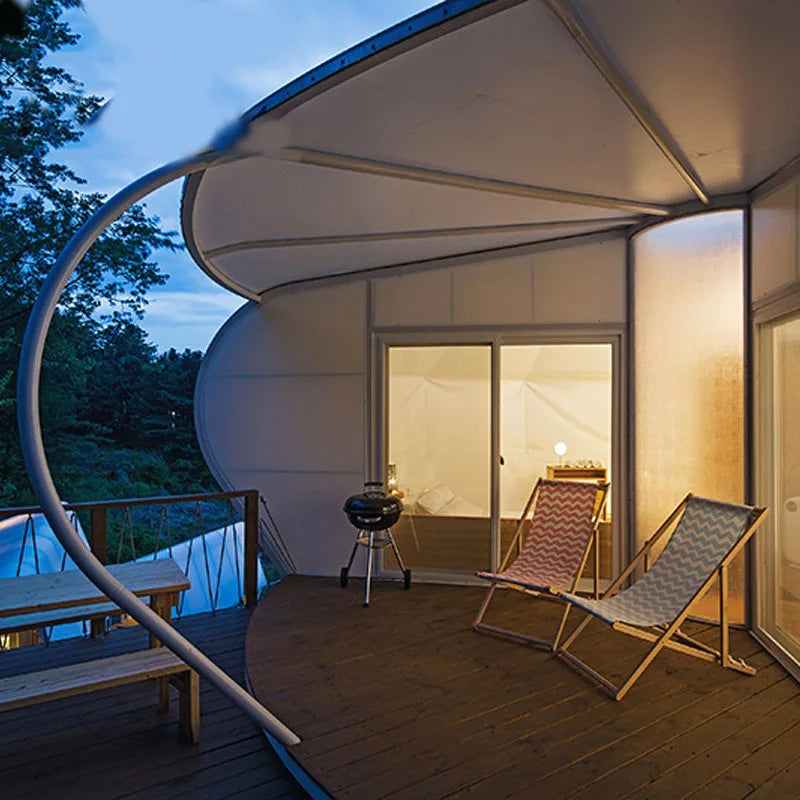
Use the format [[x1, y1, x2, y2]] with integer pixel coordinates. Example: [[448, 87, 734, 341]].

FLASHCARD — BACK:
[[364, 531, 375, 607], [344, 537, 360, 572], [386, 529, 407, 572]]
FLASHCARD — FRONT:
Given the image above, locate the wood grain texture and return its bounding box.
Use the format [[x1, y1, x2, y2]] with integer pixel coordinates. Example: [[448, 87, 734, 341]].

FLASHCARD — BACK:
[[0, 559, 189, 617], [247, 576, 800, 800], [0, 606, 304, 800]]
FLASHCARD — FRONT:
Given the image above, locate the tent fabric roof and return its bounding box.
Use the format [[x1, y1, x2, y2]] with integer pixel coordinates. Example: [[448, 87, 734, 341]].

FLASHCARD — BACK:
[[182, 0, 800, 298]]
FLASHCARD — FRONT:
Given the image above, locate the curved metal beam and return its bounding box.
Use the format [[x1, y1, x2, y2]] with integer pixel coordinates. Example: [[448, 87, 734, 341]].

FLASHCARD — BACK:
[[203, 216, 640, 257], [282, 147, 671, 217], [543, 0, 709, 205], [17, 149, 300, 747]]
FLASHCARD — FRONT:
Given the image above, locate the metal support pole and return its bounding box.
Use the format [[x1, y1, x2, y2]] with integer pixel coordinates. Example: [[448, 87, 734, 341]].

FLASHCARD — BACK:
[[17, 143, 300, 747]]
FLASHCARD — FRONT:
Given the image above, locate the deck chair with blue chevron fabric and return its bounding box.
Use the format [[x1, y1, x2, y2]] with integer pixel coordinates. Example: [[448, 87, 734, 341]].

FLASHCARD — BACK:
[[473, 478, 609, 651], [557, 494, 769, 700]]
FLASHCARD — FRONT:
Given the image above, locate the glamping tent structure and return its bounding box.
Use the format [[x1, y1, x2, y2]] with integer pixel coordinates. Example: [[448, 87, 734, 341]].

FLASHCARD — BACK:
[[177, 0, 800, 675], [15, 0, 800, 788]]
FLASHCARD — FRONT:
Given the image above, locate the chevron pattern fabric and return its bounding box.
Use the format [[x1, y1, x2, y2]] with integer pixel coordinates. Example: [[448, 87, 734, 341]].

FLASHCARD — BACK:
[[478, 479, 599, 591], [562, 496, 754, 627]]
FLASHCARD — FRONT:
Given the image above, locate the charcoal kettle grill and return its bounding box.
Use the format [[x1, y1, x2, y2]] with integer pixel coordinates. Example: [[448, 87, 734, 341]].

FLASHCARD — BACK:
[[341, 481, 411, 607]]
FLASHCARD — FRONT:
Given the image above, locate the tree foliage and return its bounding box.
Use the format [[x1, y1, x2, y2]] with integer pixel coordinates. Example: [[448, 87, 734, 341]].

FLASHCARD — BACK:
[[0, 2, 221, 515]]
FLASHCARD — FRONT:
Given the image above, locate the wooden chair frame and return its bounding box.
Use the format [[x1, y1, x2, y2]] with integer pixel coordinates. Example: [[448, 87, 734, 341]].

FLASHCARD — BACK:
[[473, 478, 609, 652], [556, 494, 769, 700]]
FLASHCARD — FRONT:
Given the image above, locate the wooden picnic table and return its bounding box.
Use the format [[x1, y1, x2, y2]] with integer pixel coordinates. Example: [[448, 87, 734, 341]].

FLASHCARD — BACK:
[[0, 559, 199, 742], [0, 559, 191, 640]]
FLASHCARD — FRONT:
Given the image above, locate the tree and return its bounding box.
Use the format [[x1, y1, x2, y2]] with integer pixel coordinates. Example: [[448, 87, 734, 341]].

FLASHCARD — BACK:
[[0, 0, 180, 325], [0, 0, 183, 505]]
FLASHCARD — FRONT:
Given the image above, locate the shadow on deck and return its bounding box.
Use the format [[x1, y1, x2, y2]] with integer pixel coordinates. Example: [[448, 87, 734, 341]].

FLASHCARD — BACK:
[[0, 606, 305, 800], [247, 576, 800, 800]]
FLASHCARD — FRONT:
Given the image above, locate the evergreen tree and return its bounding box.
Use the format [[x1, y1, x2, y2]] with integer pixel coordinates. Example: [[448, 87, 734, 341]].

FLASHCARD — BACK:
[[0, 1, 187, 506]]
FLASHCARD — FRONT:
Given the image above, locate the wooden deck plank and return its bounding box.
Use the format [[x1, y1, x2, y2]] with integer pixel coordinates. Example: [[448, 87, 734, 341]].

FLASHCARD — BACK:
[[302, 627, 761, 796], [341, 648, 771, 800], [690, 721, 800, 800], [742, 751, 800, 800], [246, 576, 800, 800], [622, 681, 800, 799], [563, 664, 791, 800], [0, 605, 305, 800]]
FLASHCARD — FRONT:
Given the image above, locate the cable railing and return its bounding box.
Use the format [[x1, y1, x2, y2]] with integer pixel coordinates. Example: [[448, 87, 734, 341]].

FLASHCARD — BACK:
[[0, 490, 270, 617], [0, 488, 298, 653]]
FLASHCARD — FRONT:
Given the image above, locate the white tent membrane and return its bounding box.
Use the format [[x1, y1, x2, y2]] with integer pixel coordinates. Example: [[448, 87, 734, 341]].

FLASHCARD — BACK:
[[182, 0, 800, 298]]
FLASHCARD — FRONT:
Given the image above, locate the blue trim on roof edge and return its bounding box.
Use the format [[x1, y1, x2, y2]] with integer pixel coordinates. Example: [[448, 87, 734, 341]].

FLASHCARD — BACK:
[[243, 0, 497, 122]]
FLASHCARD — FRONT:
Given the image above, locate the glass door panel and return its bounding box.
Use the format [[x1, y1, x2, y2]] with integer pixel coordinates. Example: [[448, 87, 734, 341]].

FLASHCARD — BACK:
[[385, 345, 491, 573], [757, 314, 800, 667], [499, 344, 613, 577]]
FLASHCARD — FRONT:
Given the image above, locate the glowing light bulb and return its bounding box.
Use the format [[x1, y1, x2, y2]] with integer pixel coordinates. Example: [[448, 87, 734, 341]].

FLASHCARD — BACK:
[[553, 441, 567, 465]]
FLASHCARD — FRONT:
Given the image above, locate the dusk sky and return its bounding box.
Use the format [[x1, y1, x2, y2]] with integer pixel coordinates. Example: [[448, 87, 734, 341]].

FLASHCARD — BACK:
[[56, 0, 431, 352]]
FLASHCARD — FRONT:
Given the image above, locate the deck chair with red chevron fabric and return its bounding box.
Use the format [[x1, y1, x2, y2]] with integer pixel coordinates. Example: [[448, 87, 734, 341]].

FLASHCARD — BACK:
[[473, 478, 609, 652], [556, 494, 769, 700]]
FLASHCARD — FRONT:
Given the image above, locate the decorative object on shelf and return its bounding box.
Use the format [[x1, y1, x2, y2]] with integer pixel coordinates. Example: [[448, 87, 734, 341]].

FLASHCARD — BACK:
[[386, 463, 398, 493], [553, 441, 568, 466]]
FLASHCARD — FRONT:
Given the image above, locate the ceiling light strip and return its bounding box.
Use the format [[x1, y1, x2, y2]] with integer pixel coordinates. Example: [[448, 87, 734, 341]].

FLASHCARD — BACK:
[[281, 147, 669, 216], [543, 0, 709, 205]]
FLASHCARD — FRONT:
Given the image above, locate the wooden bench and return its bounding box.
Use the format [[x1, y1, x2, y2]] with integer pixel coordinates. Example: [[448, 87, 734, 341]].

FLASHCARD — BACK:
[[0, 601, 121, 638], [0, 648, 200, 743]]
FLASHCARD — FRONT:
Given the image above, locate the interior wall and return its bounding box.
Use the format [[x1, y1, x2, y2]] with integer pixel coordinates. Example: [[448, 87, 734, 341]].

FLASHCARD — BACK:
[[197, 234, 627, 577]]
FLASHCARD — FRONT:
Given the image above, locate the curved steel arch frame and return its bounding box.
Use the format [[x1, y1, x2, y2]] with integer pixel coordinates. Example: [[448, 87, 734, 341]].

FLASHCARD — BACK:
[[16, 148, 300, 747]]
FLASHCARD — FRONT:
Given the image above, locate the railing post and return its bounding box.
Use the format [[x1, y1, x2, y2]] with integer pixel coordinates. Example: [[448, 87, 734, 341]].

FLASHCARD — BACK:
[[90, 507, 108, 638], [244, 491, 259, 608], [90, 507, 108, 564]]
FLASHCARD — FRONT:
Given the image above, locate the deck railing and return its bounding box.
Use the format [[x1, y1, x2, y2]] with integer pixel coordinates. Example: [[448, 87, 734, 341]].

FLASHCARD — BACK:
[[0, 490, 266, 615]]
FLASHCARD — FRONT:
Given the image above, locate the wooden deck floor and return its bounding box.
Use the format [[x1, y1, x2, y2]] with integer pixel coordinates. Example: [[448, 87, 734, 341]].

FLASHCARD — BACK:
[[246, 576, 800, 800], [0, 606, 306, 800]]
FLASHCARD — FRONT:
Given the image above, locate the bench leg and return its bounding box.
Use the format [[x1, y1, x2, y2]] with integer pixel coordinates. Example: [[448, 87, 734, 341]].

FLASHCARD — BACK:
[[158, 677, 170, 713], [172, 669, 200, 744]]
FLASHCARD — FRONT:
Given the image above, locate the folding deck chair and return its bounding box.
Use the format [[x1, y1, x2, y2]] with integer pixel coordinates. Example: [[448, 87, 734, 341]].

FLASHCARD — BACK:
[[473, 478, 609, 651], [557, 494, 769, 700]]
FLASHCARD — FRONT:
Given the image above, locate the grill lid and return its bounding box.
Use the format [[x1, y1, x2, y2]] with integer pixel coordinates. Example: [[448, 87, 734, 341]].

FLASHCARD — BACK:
[[343, 482, 403, 530]]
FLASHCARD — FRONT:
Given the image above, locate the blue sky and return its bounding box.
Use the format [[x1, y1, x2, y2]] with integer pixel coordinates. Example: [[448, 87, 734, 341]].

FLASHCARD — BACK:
[[55, 0, 432, 352]]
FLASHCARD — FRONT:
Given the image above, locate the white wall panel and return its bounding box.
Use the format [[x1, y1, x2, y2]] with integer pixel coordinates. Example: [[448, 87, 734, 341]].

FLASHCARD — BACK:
[[203, 375, 364, 473], [531, 238, 627, 323], [208, 282, 366, 375], [452, 256, 533, 324], [372, 269, 452, 326], [198, 279, 368, 578], [752, 181, 798, 300], [225, 469, 365, 576], [372, 236, 626, 328]]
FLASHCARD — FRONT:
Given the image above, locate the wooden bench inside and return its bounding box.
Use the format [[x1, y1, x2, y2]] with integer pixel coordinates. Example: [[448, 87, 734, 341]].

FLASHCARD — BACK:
[[0, 648, 200, 743]]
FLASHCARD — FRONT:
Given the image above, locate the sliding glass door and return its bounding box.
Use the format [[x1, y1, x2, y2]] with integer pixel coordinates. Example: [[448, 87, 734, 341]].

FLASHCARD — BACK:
[[385, 346, 492, 572], [499, 344, 613, 578], [756, 312, 800, 673], [383, 339, 614, 578]]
